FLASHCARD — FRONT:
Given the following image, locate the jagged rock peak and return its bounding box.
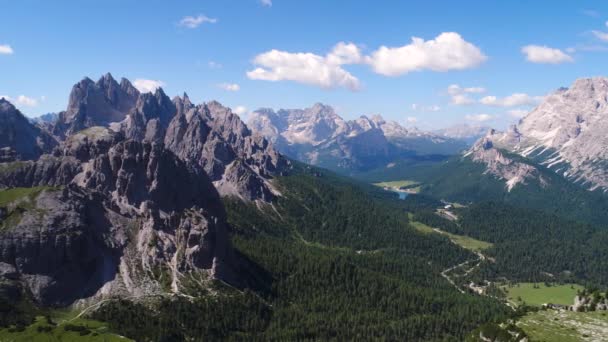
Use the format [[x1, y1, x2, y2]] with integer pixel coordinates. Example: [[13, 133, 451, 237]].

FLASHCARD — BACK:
[[0, 99, 57, 161]]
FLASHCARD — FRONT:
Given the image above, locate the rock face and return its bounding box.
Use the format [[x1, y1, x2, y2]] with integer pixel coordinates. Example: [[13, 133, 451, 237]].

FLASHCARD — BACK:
[[0, 130, 237, 306], [53, 73, 139, 138], [0, 99, 57, 162], [465, 129, 545, 191], [49, 73, 287, 201], [248, 103, 467, 171], [165, 98, 288, 201], [468, 77, 608, 192], [0, 73, 290, 306]]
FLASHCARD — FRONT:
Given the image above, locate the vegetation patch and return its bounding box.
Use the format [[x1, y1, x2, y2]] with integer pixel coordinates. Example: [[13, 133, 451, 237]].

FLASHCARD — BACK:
[[373, 179, 421, 192], [408, 213, 493, 252], [502, 283, 583, 307], [0, 186, 61, 231], [517, 309, 608, 342], [0, 315, 131, 341]]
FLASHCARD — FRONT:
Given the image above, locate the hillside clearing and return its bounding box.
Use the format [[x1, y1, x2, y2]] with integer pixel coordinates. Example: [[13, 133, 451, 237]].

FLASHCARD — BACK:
[[502, 283, 583, 307], [408, 213, 493, 252]]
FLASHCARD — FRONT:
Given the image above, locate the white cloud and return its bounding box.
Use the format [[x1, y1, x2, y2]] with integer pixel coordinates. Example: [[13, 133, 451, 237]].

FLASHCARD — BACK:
[[411, 104, 440, 112], [233, 106, 248, 119], [367, 32, 487, 76], [13, 95, 38, 107], [465, 113, 493, 122], [178, 15, 218, 29], [260, 0, 272, 7], [0, 45, 14, 55], [508, 109, 529, 118], [218, 83, 240, 92], [521, 45, 573, 64], [406, 116, 418, 124], [133, 79, 165, 93], [451, 94, 474, 105], [0, 95, 38, 105], [479, 93, 542, 107], [247, 42, 362, 91], [447, 84, 485, 105], [326, 42, 364, 65], [592, 30, 608, 42], [447, 84, 486, 95], [208, 61, 222, 69]]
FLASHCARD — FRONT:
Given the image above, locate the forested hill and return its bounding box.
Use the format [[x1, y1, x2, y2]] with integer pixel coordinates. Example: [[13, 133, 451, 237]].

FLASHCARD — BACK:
[[357, 155, 608, 226], [89, 163, 511, 341], [410, 199, 608, 286]]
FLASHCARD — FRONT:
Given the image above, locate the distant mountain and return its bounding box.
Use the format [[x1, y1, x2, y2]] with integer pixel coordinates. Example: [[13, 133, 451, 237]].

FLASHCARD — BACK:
[[30, 112, 58, 125], [370, 77, 608, 225], [470, 77, 608, 192], [248, 103, 467, 172], [434, 124, 490, 144], [0, 99, 57, 162]]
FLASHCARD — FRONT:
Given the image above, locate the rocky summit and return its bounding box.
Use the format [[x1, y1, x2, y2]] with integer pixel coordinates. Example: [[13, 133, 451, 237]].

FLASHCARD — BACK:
[[248, 103, 467, 172], [50, 73, 289, 201], [0, 73, 289, 307], [0, 127, 237, 306], [467, 77, 608, 192]]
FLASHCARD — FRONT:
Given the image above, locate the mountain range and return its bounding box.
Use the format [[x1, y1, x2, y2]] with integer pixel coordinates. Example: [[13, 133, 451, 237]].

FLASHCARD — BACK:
[[0, 73, 289, 307], [248, 103, 470, 172]]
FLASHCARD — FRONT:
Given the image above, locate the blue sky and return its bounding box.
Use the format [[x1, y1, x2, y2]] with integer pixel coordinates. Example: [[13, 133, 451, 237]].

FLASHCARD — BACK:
[[1, 0, 608, 130]]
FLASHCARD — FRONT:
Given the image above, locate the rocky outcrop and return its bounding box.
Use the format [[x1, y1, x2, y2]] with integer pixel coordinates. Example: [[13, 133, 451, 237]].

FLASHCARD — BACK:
[[465, 130, 545, 191], [165, 98, 288, 201], [0, 99, 57, 161], [52, 73, 139, 138], [472, 77, 608, 192], [45, 74, 287, 201], [248, 103, 467, 171], [0, 130, 237, 306]]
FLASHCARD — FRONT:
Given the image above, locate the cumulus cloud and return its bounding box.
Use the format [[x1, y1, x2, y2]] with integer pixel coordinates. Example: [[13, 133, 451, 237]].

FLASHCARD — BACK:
[[247, 33, 486, 90], [508, 109, 529, 118], [521, 45, 573, 64], [16, 95, 38, 107], [260, 0, 272, 7], [133, 79, 165, 93], [178, 15, 217, 29], [2, 95, 39, 107], [480, 93, 542, 107], [447, 84, 485, 105], [465, 113, 493, 122], [326, 42, 364, 65], [450, 94, 475, 105], [247, 42, 362, 91], [411, 104, 440, 112], [367, 32, 487, 76], [218, 83, 240, 91], [406, 116, 418, 124], [0, 44, 14, 55]]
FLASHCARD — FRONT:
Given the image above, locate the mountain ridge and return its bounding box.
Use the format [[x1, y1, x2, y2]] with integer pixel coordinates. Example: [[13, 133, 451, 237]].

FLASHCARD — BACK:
[[248, 103, 468, 172]]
